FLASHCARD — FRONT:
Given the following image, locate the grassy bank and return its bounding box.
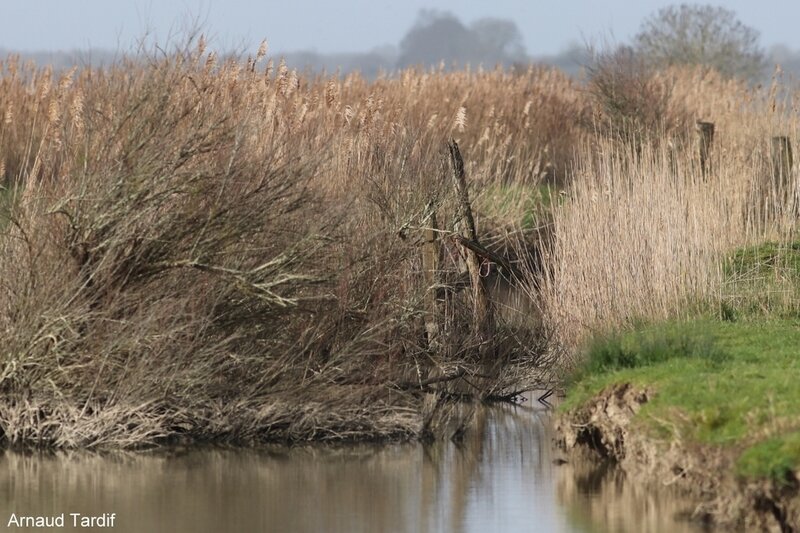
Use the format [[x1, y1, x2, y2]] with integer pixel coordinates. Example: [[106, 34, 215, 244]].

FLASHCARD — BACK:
[[564, 241, 800, 479], [564, 318, 800, 480], [559, 317, 800, 528]]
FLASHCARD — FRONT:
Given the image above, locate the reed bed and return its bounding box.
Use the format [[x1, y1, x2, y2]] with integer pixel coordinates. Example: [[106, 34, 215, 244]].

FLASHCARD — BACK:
[[541, 66, 800, 360], [0, 39, 797, 447]]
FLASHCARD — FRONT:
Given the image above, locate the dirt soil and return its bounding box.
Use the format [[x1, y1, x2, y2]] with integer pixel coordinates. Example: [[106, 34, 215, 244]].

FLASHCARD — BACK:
[[555, 383, 800, 532]]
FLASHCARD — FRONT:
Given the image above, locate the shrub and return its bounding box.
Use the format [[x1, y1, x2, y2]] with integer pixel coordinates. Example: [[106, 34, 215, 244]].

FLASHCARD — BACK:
[[585, 45, 692, 150], [634, 4, 766, 81]]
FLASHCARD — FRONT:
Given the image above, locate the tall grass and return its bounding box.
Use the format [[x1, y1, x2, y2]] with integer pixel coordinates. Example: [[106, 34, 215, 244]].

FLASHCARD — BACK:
[[0, 41, 572, 448], [541, 67, 800, 360], [0, 39, 797, 447]]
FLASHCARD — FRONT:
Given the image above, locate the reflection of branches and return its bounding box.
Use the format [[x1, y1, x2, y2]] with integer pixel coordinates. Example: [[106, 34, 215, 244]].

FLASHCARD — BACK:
[[420, 400, 562, 530]]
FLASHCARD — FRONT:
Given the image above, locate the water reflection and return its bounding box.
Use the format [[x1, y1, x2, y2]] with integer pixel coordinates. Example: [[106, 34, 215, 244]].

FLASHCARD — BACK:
[[0, 398, 705, 532], [556, 455, 708, 533]]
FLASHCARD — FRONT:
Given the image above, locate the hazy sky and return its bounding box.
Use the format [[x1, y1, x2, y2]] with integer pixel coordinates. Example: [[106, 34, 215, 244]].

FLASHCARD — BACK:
[[2, 1, 800, 56]]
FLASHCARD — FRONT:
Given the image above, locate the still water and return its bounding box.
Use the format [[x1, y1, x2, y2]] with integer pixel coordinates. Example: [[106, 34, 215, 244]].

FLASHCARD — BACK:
[[0, 396, 704, 533]]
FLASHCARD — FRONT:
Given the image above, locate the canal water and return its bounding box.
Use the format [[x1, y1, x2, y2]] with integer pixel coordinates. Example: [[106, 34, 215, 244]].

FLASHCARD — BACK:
[[0, 395, 704, 532]]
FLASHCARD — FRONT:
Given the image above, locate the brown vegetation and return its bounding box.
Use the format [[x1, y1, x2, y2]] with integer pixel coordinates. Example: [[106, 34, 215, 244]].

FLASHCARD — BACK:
[[0, 37, 797, 448]]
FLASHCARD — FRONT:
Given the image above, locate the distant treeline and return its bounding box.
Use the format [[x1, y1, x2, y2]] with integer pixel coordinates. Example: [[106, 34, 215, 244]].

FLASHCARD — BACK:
[[277, 11, 592, 78], [0, 48, 120, 70], [3, 9, 800, 81]]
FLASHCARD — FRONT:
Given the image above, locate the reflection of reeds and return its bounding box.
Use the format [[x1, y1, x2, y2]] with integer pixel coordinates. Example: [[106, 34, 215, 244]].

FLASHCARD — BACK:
[[0, 401, 565, 533]]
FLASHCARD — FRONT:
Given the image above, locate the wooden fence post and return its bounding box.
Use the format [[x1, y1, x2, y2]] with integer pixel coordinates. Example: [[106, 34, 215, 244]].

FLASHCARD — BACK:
[[448, 140, 493, 343], [696, 121, 715, 178]]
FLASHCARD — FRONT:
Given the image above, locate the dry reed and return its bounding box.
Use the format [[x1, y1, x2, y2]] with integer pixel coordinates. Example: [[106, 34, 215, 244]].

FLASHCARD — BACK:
[[0, 38, 797, 447]]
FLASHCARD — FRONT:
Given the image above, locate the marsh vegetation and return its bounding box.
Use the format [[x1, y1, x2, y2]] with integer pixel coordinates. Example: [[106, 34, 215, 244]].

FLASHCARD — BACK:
[[0, 32, 798, 468]]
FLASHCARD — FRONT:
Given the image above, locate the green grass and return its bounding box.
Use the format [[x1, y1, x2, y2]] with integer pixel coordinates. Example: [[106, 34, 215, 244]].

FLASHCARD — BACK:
[[563, 319, 800, 481], [574, 321, 729, 377], [477, 183, 563, 228], [720, 240, 800, 319], [725, 241, 800, 278], [562, 240, 800, 481], [737, 431, 800, 481], [0, 185, 14, 230]]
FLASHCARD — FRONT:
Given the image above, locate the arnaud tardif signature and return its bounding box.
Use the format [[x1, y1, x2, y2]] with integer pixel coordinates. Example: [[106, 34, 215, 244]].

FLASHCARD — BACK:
[[7, 512, 117, 528]]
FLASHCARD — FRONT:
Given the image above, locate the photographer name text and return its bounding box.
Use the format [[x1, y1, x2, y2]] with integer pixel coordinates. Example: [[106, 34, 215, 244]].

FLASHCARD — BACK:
[[7, 513, 116, 528]]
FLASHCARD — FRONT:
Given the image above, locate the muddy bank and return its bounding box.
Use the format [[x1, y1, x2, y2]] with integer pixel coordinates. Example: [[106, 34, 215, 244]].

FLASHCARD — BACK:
[[555, 383, 800, 531]]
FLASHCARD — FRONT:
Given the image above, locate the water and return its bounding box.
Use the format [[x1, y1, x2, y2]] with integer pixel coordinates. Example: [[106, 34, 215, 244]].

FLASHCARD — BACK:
[[0, 396, 704, 532]]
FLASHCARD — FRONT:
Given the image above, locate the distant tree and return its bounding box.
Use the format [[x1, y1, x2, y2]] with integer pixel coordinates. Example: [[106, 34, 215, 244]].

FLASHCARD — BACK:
[[396, 11, 528, 68], [397, 11, 480, 67], [633, 4, 766, 80], [470, 18, 526, 63]]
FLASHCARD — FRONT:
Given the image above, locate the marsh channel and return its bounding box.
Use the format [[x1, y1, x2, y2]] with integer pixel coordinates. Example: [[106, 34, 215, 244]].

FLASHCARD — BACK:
[[0, 392, 710, 533]]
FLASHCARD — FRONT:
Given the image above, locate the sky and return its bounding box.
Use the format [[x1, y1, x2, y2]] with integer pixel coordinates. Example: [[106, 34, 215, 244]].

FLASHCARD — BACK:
[[2, 0, 800, 56]]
